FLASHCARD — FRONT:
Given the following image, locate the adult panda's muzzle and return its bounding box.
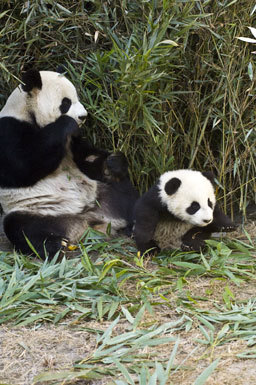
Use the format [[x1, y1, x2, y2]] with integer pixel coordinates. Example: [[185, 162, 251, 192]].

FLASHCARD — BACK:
[[69, 102, 88, 125]]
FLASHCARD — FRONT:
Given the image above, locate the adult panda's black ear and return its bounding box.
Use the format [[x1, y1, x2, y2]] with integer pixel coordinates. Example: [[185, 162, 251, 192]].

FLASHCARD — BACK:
[[202, 171, 215, 185], [22, 69, 42, 92], [164, 177, 181, 195]]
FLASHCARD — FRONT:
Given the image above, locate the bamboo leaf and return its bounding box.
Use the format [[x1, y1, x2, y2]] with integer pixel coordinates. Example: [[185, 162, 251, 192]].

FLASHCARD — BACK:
[[112, 359, 135, 385], [193, 359, 220, 385], [248, 26, 256, 38]]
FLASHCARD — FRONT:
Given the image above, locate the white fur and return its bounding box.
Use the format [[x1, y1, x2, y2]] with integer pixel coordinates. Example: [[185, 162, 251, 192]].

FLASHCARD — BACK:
[[0, 71, 126, 240], [0, 151, 97, 216], [158, 169, 216, 227], [0, 71, 87, 126], [152, 169, 216, 249], [154, 219, 193, 249]]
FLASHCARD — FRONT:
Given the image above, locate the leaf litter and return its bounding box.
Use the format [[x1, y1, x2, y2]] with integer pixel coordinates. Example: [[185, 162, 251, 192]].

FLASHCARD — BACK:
[[0, 222, 255, 384]]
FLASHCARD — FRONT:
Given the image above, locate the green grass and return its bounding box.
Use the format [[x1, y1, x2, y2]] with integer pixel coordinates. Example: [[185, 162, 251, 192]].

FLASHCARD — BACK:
[[0, 229, 255, 383], [0, 229, 254, 326]]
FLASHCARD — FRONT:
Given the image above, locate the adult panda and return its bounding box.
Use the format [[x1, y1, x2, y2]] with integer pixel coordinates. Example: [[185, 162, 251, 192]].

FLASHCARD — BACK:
[[133, 169, 236, 254], [0, 69, 138, 258]]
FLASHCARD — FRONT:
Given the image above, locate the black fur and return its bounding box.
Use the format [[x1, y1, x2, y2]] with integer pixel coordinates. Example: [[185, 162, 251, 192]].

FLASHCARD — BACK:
[[105, 152, 129, 181], [100, 175, 139, 236], [202, 171, 215, 185], [22, 69, 42, 92], [181, 226, 210, 251], [73, 142, 139, 235], [133, 184, 165, 255], [71, 135, 110, 181], [0, 115, 79, 188], [71, 137, 137, 195], [186, 201, 200, 215], [59, 97, 71, 114], [4, 212, 67, 258], [56, 65, 66, 74], [208, 199, 213, 209], [164, 177, 181, 195], [74, 146, 139, 235]]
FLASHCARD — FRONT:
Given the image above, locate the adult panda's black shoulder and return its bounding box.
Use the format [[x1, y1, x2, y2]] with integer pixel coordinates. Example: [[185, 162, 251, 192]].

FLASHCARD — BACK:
[[0, 69, 138, 258], [133, 169, 236, 254], [0, 70, 83, 188]]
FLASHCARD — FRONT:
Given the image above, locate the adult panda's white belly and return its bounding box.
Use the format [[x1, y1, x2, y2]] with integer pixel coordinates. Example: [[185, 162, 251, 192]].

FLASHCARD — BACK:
[[0, 157, 97, 216]]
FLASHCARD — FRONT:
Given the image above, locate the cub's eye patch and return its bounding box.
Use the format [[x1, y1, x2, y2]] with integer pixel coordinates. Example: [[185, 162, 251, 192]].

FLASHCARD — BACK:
[[186, 201, 200, 215], [208, 199, 213, 209], [59, 97, 72, 114]]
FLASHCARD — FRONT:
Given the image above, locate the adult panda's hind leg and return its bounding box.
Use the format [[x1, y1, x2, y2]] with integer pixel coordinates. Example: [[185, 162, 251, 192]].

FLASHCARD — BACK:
[[3, 212, 74, 259]]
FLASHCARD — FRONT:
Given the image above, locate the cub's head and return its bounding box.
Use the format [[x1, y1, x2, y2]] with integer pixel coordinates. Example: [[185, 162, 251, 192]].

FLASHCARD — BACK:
[[159, 169, 216, 227], [0, 69, 87, 127]]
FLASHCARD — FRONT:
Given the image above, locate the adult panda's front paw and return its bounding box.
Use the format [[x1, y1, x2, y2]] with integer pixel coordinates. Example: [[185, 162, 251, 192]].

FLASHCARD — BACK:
[[104, 152, 129, 181], [58, 115, 80, 137]]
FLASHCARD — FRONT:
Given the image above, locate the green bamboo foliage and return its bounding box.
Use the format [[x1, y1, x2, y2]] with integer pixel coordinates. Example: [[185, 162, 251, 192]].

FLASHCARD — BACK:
[[0, 0, 255, 214]]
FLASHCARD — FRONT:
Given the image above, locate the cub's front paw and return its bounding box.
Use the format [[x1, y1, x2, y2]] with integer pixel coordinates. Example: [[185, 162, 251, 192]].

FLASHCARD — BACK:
[[219, 223, 238, 232], [181, 239, 206, 252], [181, 243, 194, 252]]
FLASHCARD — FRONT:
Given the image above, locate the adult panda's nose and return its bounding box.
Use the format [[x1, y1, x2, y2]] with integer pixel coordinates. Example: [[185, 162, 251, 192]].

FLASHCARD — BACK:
[[78, 107, 88, 122], [77, 103, 88, 121]]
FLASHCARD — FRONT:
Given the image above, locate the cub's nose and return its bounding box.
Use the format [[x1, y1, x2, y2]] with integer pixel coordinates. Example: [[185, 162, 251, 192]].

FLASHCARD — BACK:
[[203, 219, 212, 224]]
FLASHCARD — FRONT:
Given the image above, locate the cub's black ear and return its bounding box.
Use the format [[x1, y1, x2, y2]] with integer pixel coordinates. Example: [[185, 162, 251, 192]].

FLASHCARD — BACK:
[[22, 69, 42, 92], [202, 171, 215, 185], [164, 177, 181, 195]]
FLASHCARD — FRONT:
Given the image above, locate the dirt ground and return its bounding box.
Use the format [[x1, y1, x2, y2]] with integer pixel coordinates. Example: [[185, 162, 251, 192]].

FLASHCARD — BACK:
[[1, 286, 256, 385], [0, 212, 256, 385]]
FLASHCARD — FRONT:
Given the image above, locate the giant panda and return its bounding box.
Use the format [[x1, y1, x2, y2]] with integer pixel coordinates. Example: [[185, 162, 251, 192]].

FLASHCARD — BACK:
[[133, 169, 236, 254], [0, 69, 138, 258]]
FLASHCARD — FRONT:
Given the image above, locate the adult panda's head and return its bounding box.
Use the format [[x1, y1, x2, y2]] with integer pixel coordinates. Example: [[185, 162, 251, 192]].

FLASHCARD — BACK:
[[158, 169, 216, 227], [0, 69, 87, 127]]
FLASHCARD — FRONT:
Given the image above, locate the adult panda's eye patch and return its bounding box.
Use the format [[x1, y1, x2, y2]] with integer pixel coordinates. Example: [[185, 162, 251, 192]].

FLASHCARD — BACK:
[[186, 201, 200, 215], [59, 97, 72, 114]]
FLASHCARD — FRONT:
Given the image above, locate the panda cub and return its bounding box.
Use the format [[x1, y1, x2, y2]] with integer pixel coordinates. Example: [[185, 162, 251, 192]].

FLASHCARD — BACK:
[[134, 169, 236, 254], [0, 69, 138, 258]]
